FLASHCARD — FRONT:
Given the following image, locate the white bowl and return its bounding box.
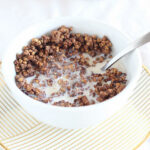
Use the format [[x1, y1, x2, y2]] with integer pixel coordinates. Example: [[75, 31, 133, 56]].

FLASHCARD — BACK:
[[2, 17, 142, 129]]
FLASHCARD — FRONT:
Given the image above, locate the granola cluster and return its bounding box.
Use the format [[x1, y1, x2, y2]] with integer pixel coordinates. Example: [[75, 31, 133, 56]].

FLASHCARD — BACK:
[[14, 26, 127, 107]]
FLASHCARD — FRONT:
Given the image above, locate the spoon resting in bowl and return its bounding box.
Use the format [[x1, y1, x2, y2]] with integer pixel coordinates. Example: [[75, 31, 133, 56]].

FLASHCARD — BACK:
[[101, 32, 150, 71]]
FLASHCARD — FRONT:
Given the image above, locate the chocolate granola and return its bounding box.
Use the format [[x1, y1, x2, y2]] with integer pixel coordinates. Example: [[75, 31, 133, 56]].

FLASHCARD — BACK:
[[14, 26, 127, 107]]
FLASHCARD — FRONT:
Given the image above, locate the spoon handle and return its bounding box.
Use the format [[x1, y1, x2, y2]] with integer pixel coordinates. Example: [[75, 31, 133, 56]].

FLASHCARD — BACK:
[[101, 32, 150, 71]]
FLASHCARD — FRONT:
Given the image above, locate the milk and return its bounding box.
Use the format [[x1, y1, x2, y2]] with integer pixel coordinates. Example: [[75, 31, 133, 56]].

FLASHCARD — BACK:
[[26, 53, 126, 104]]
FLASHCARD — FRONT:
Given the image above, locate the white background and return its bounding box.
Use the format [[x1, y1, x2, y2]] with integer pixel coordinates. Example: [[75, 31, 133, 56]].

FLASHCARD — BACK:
[[0, 0, 150, 149]]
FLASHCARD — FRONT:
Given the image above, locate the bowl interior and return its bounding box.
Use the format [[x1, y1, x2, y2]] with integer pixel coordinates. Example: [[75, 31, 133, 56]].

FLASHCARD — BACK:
[[2, 17, 141, 108]]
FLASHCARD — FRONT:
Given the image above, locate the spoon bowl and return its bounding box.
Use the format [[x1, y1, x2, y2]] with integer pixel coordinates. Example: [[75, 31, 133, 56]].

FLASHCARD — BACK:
[[102, 32, 150, 71]]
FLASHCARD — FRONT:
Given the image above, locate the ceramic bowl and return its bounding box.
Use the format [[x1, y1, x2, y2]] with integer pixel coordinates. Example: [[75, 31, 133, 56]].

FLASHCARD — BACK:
[[2, 17, 142, 129]]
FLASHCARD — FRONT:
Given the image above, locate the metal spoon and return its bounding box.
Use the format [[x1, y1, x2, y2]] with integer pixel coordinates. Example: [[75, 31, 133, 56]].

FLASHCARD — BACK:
[[101, 32, 150, 71]]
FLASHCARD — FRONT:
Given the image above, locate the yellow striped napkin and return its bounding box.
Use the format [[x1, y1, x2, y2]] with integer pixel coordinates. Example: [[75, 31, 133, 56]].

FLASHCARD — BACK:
[[0, 66, 150, 150]]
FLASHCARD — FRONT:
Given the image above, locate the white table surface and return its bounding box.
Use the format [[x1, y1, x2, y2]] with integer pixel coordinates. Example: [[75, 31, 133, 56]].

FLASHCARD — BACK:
[[0, 0, 150, 149]]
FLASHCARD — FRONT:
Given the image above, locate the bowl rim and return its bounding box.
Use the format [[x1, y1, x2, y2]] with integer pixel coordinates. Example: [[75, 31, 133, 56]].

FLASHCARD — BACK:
[[1, 16, 142, 111]]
